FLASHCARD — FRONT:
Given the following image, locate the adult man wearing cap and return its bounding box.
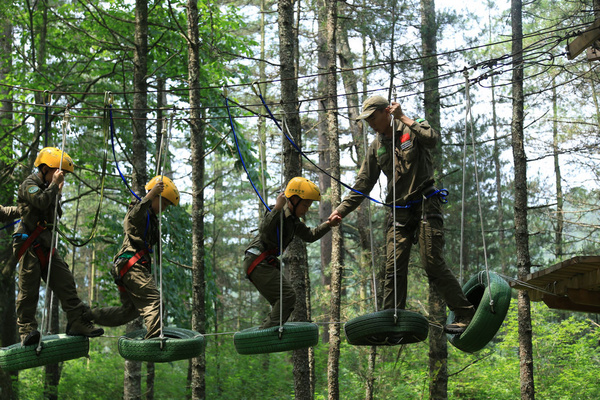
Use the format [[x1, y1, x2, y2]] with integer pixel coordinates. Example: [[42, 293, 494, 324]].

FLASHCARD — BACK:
[[328, 95, 474, 334]]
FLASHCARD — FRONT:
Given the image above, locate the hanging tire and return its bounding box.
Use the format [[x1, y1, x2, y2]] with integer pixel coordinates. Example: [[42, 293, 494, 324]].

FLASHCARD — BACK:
[[233, 322, 319, 355], [344, 309, 429, 346], [118, 327, 205, 362], [447, 271, 512, 353], [0, 334, 89, 372]]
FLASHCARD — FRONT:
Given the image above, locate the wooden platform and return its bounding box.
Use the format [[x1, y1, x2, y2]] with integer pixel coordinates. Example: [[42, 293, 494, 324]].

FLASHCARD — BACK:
[[509, 256, 600, 313]]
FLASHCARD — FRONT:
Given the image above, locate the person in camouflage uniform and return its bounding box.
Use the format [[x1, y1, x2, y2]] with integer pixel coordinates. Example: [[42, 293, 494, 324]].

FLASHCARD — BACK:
[[86, 175, 179, 339], [243, 177, 341, 329], [13, 147, 104, 346], [328, 95, 474, 334]]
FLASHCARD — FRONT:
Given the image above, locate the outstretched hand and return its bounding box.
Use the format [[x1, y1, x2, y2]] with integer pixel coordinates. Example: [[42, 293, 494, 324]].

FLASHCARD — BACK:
[[328, 210, 342, 227]]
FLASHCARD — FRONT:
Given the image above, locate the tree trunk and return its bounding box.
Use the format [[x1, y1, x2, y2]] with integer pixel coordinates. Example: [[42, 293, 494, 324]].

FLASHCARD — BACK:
[[511, 0, 535, 398], [43, 291, 60, 400], [324, 0, 342, 398], [124, 1, 149, 398], [187, 2, 207, 400], [0, 15, 17, 399], [420, 0, 447, 398], [551, 77, 563, 260], [317, 0, 332, 299], [279, 0, 312, 397]]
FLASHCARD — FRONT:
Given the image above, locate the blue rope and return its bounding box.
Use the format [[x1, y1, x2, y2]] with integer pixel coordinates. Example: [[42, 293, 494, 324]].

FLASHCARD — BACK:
[[108, 103, 142, 202], [255, 92, 447, 209], [107, 101, 152, 251], [224, 95, 271, 212], [0, 219, 19, 231]]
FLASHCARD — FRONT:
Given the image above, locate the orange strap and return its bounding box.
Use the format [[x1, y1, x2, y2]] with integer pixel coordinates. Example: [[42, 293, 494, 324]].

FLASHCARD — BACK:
[[246, 248, 278, 279], [117, 249, 149, 292]]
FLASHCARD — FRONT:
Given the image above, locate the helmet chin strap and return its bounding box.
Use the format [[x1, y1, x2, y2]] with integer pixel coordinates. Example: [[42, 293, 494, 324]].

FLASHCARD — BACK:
[[288, 196, 301, 218]]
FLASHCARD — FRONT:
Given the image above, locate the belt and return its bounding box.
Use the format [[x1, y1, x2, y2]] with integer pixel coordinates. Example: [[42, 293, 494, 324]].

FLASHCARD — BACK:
[[246, 248, 278, 281]]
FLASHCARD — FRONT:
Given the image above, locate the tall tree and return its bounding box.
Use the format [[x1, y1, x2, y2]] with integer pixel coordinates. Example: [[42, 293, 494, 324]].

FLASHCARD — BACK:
[[324, 0, 342, 397], [511, 0, 535, 398], [0, 7, 16, 399], [420, 0, 448, 398], [124, 1, 149, 398], [186, 1, 207, 399], [278, 0, 312, 396]]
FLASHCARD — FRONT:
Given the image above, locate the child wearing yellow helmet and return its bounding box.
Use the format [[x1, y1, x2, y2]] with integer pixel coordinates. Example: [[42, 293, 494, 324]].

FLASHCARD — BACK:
[[13, 147, 104, 346], [85, 175, 180, 339], [243, 177, 341, 329]]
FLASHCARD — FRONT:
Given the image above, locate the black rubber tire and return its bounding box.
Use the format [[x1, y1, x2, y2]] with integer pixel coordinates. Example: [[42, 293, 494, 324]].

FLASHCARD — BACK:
[[0, 334, 89, 372], [233, 322, 319, 355], [344, 309, 429, 346], [118, 327, 204, 362], [447, 271, 512, 353]]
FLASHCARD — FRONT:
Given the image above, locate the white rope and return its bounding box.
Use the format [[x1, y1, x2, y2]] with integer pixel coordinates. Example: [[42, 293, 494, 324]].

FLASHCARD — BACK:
[[463, 70, 494, 309], [390, 90, 398, 319], [36, 109, 70, 351], [279, 115, 286, 334], [363, 121, 378, 312], [156, 111, 175, 340]]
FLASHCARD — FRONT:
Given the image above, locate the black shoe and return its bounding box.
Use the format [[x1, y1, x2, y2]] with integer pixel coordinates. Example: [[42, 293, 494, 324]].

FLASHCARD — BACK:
[[21, 330, 41, 346]]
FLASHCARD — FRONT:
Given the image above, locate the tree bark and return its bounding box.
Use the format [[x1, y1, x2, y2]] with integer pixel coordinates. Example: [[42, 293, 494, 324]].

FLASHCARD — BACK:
[[187, 1, 207, 399], [0, 12, 17, 400], [279, 0, 312, 397], [324, 0, 342, 398], [124, 1, 149, 398], [420, 0, 447, 398], [511, 0, 535, 398], [551, 77, 563, 260]]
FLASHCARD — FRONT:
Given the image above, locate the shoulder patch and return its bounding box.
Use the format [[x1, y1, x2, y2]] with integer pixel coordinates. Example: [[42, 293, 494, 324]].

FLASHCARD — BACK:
[[27, 186, 40, 194], [377, 146, 386, 157], [416, 118, 425, 123]]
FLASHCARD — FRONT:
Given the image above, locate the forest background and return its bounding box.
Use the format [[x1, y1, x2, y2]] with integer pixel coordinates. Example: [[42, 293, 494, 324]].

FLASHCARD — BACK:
[[0, 0, 599, 399]]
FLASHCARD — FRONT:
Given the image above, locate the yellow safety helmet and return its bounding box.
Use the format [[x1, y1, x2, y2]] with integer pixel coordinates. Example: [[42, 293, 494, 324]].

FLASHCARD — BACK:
[[284, 177, 321, 201], [145, 175, 180, 206], [34, 147, 75, 173]]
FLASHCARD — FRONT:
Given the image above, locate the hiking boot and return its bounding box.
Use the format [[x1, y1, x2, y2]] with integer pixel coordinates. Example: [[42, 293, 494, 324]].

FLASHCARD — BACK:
[[67, 318, 104, 338], [21, 330, 41, 347], [81, 304, 94, 323], [444, 316, 472, 335]]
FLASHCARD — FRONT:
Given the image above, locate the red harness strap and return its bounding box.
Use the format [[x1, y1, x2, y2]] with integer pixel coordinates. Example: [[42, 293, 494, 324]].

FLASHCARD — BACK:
[[16, 225, 55, 271], [117, 249, 149, 292], [246, 248, 278, 280]]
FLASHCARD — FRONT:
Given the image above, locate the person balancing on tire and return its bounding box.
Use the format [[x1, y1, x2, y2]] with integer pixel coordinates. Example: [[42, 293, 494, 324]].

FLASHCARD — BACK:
[[13, 147, 104, 346], [328, 95, 475, 334], [84, 175, 180, 339], [244, 177, 341, 329]]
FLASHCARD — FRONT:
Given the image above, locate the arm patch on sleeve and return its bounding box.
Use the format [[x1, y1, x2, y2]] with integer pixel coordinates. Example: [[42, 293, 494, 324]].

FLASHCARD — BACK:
[[416, 118, 425, 123]]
